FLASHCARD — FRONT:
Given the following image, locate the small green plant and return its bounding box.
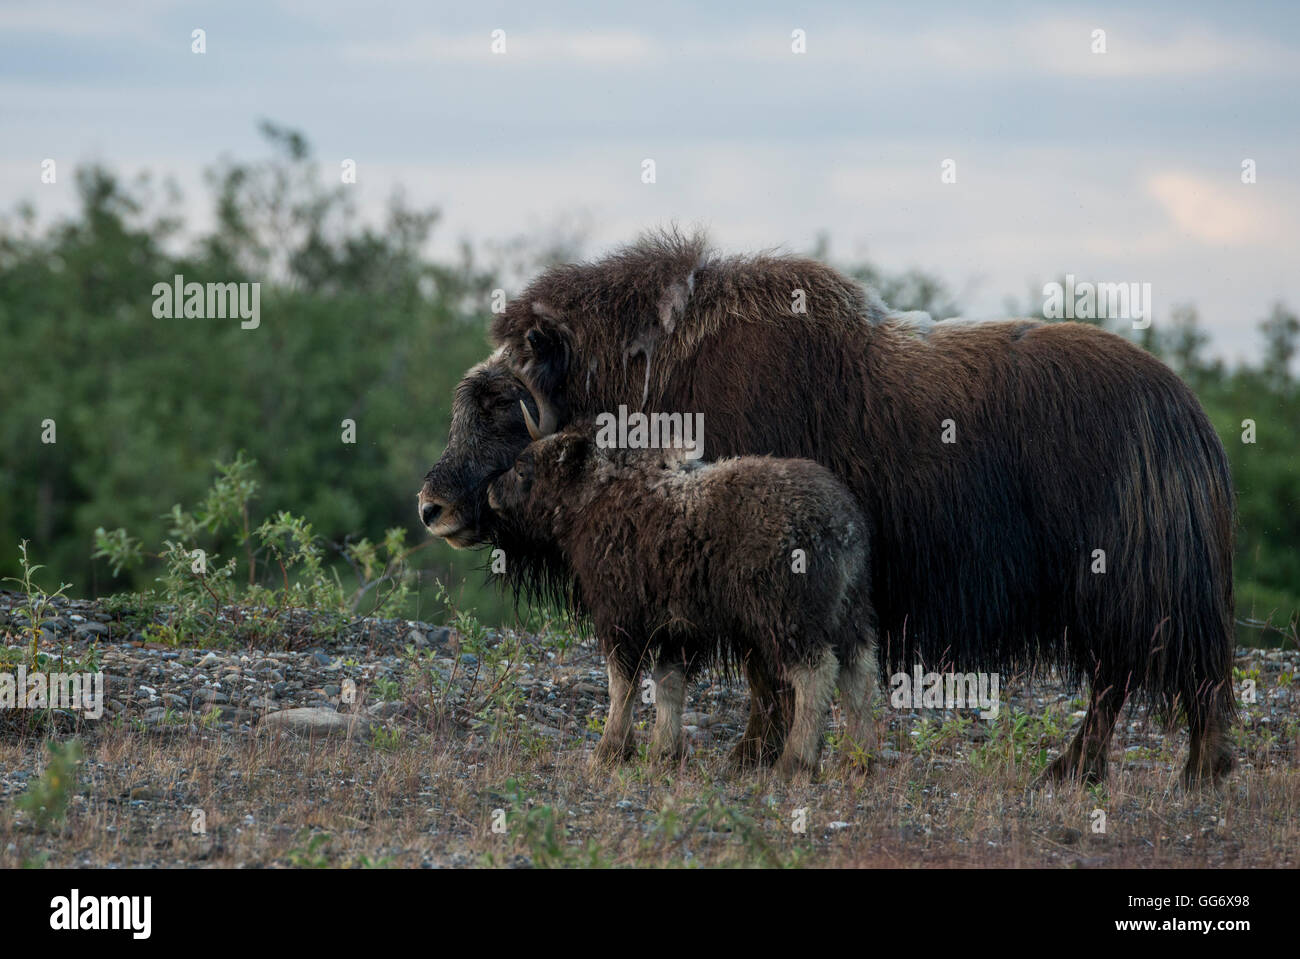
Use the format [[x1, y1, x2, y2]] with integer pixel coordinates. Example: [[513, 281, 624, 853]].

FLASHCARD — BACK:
[[636, 789, 806, 868], [491, 779, 609, 868], [372, 677, 401, 702], [427, 581, 525, 739], [3, 541, 73, 667], [910, 714, 971, 756], [17, 740, 82, 831], [370, 725, 403, 751], [970, 705, 1064, 775], [91, 454, 419, 648], [285, 830, 333, 868]]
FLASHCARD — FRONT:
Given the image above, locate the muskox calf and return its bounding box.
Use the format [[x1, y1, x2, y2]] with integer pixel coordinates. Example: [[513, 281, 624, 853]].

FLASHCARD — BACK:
[[486, 422, 877, 778]]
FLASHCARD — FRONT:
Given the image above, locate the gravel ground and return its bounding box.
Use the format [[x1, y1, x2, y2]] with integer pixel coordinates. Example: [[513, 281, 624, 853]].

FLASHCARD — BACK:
[[1, 589, 1296, 868]]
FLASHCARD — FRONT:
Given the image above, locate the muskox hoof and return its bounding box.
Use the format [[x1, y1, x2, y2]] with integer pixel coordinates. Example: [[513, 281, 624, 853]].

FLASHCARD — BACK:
[[648, 742, 687, 766], [728, 736, 771, 771], [1039, 751, 1106, 788], [1181, 749, 1234, 790], [590, 738, 636, 768], [772, 755, 817, 783]]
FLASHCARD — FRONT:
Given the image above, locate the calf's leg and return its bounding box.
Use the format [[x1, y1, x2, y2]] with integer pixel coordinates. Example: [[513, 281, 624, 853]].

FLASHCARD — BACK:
[[837, 642, 879, 763], [730, 655, 789, 768], [773, 647, 839, 780], [592, 658, 638, 766], [648, 661, 687, 762]]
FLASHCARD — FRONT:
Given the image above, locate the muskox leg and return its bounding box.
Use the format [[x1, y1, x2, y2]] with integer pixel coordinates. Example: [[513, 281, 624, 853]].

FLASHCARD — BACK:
[[592, 660, 638, 766], [773, 648, 839, 780], [1183, 683, 1235, 788], [837, 643, 879, 763], [648, 661, 687, 762], [730, 656, 789, 769], [1042, 677, 1127, 786]]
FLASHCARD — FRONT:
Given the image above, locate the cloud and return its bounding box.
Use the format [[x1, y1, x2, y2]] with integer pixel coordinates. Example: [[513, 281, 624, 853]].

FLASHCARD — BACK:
[[343, 30, 659, 66], [1147, 171, 1278, 244], [0, 0, 171, 39]]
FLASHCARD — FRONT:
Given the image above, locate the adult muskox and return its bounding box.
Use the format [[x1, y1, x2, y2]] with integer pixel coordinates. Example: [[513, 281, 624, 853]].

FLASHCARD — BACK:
[[419, 232, 1237, 786]]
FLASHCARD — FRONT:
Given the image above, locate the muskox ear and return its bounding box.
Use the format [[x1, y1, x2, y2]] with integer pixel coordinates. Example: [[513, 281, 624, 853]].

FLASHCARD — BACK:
[[555, 430, 592, 471], [521, 309, 571, 410]]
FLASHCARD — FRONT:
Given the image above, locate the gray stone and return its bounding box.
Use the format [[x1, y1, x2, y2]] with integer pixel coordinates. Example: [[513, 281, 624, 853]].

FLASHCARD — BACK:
[[366, 701, 403, 720], [261, 707, 373, 741]]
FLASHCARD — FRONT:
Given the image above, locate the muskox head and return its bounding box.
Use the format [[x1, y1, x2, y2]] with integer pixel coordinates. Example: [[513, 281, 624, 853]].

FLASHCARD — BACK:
[[417, 342, 567, 548], [487, 428, 592, 538]]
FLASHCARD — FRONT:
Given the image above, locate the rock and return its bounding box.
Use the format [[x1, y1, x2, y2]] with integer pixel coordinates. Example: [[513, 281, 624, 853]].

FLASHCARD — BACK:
[[192, 689, 229, 706], [366, 701, 403, 720], [261, 707, 373, 741], [1049, 826, 1083, 845]]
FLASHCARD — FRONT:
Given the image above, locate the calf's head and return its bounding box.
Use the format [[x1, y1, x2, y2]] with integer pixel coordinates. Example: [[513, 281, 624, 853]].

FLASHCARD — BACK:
[[487, 430, 594, 541]]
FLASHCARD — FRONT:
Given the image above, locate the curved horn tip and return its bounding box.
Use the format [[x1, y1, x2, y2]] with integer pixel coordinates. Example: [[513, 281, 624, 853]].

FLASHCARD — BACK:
[[520, 399, 542, 441]]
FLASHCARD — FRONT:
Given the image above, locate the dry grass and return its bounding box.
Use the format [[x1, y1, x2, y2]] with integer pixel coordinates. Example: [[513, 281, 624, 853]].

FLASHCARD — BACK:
[[2, 682, 1295, 868]]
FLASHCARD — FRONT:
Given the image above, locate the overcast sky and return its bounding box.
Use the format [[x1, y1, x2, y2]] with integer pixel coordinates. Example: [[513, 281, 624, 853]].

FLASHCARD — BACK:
[[2, 0, 1297, 363]]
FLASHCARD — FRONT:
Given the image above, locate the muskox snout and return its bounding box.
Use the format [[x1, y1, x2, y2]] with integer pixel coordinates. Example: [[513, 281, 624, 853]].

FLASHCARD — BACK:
[[420, 500, 442, 528], [416, 487, 448, 529], [417, 485, 478, 547]]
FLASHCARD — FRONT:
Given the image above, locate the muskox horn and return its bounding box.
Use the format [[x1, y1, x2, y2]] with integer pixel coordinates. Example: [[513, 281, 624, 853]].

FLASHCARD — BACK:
[[519, 379, 557, 441]]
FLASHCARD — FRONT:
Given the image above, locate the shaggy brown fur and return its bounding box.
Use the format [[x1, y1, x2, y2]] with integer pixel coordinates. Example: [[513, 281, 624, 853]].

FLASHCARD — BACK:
[[420, 230, 1237, 786], [485, 426, 877, 777]]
